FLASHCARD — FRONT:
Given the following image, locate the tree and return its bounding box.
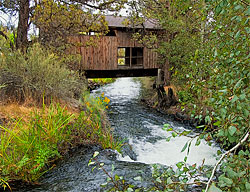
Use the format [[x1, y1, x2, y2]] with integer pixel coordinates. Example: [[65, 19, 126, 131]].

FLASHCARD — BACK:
[[126, 0, 204, 107], [0, 0, 126, 50], [129, 0, 204, 82], [33, 0, 108, 50]]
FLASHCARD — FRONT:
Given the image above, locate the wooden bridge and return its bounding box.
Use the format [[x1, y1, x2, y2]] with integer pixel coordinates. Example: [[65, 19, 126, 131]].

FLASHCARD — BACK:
[[69, 16, 161, 79]]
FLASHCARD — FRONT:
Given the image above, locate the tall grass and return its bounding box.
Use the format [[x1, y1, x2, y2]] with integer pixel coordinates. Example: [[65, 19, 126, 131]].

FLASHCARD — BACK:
[[0, 104, 73, 188], [0, 94, 122, 190]]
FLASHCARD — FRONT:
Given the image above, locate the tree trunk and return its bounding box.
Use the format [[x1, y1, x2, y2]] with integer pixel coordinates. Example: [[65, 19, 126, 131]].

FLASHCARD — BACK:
[[16, 0, 30, 50]]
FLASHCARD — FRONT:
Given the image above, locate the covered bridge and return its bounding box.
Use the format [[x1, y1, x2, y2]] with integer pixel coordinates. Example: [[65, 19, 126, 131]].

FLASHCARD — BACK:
[[70, 15, 160, 78]]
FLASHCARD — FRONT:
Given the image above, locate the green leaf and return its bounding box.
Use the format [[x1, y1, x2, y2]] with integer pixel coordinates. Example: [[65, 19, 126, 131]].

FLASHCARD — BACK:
[[127, 188, 134, 192], [88, 161, 95, 166], [115, 174, 120, 181], [183, 166, 189, 173], [172, 132, 178, 137], [195, 138, 201, 146], [221, 176, 233, 186], [213, 121, 221, 126], [181, 142, 188, 152], [164, 124, 170, 128], [217, 129, 224, 137], [156, 177, 162, 183], [243, 109, 250, 117], [196, 125, 205, 129], [220, 108, 227, 119], [235, 31, 241, 39], [217, 150, 222, 155], [167, 177, 173, 184], [208, 183, 222, 192], [100, 182, 108, 187], [166, 136, 171, 142], [245, 27, 250, 34], [93, 151, 99, 158], [231, 95, 238, 103], [245, 8, 250, 15], [215, 5, 222, 14], [180, 130, 191, 136], [176, 162, 183, 169], [184, 156, 187, 162], [234, 79, 242, 91], [234, 5, 244, 11], [228, 126, 237, 136], [239, 93, 246, 100], [226, 167, 237, 179], [245, 182, 250, 190], [214, 49, 218, 57]]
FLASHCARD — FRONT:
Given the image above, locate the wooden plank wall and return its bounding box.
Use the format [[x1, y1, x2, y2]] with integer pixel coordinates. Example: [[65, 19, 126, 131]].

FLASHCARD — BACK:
[[116, 31, 158, 69], [143, 48, 158, 69], [69, 32, 158, 71], [77, 36, 118, 70]]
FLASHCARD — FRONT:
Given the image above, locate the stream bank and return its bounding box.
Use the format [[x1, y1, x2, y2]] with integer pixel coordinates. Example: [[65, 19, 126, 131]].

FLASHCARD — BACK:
[[137, 77, 202, 127]]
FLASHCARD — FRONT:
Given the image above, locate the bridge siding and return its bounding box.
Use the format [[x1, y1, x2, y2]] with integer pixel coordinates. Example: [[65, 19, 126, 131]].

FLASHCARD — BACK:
[[69, 34, 158, 71]]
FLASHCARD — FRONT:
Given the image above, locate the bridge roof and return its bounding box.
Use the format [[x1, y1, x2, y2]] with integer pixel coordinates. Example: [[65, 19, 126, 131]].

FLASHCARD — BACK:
[[105, 15, 159, 29]]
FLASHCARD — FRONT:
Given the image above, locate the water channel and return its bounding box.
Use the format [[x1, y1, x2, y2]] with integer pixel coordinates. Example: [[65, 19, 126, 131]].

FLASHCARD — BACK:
[[19, 78, 220, 192]]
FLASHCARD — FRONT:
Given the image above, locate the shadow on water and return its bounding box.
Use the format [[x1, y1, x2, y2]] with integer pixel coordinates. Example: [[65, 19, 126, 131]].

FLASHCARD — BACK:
[[16, 78, 221, 192]]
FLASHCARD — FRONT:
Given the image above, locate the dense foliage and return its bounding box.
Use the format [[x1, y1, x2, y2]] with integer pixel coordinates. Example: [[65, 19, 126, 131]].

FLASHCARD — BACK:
[[185, 1, 250, 190], [0, 0, 127, 50], [0, 38, 84, 102]]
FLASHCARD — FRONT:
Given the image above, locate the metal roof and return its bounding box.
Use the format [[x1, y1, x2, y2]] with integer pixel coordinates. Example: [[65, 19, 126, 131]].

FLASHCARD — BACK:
[[105, 15, 159, 29]]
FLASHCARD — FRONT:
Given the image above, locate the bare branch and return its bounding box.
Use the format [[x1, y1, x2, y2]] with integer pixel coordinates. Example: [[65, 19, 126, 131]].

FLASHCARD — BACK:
[[205, 130, 250, 192]]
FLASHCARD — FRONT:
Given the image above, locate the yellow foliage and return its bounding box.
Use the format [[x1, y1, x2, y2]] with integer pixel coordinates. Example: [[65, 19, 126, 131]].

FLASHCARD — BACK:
[[104, 97, 110, 104], [32, 0, 109, 47]]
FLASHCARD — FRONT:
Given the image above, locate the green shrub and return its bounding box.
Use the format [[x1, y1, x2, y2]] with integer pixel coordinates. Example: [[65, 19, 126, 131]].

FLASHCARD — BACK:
[[0, 40, 85, 103]]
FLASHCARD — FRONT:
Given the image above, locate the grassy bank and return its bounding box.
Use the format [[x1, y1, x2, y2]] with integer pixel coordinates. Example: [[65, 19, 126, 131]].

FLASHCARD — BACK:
[[0, 94, 121, 190], [88, 78, 115, 85], [88, 78, 116, 91], [0, 39, 121, 190]]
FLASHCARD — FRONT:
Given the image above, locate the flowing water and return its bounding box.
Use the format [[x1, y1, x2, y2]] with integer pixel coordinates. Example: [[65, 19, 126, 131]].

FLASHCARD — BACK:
[[18, 78, 221, 192]]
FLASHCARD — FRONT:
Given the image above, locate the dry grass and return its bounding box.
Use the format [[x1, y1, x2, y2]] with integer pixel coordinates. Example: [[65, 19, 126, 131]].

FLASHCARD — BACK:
[[0, 100, 80, 125]]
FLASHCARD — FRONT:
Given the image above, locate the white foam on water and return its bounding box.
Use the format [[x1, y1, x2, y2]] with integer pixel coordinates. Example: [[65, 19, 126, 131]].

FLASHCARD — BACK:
[[118, 124, 220, 166]]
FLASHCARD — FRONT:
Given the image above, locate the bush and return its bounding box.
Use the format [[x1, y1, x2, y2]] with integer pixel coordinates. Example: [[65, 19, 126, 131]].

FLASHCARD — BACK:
[[0, 40, 85, 103]]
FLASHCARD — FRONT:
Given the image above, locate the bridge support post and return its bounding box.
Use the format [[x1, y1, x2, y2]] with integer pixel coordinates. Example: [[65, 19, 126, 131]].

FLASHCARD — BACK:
[[156, 68, 164, 88]]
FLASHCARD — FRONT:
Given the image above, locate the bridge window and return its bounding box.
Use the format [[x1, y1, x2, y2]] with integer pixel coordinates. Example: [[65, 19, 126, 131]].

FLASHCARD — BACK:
[[118, 47, 143, 67]]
